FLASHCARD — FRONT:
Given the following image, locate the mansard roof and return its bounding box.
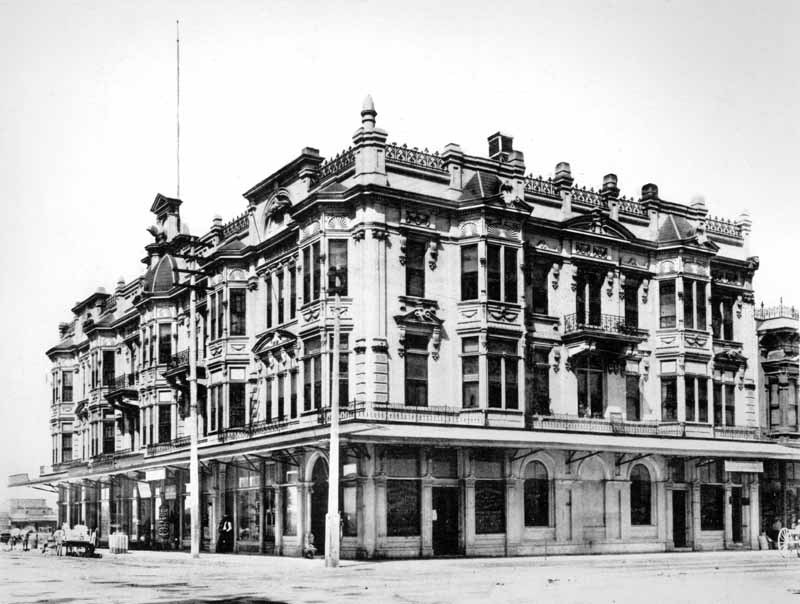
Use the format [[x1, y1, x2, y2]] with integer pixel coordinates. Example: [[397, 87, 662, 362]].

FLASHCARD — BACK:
[[142, 255, 179, 294], [460, 172, 502, 201]]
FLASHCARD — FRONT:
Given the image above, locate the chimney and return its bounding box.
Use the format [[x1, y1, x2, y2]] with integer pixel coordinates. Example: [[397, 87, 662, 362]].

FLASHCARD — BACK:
[[488, 132, 513, 162], [642, 183, 659, 201]]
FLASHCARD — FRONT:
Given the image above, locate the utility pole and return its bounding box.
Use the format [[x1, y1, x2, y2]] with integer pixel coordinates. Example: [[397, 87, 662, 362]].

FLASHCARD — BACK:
[[188, 249, 200, 558], [325, 267, 343, 567]]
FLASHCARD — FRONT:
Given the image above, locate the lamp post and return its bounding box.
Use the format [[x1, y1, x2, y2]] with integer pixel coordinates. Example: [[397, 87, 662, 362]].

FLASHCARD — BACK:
[[325, 266, 344, 567]]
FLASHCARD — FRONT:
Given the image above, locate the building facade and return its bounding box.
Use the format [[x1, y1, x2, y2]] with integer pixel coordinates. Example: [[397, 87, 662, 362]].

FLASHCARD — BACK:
[[11, 98, 800, 557]]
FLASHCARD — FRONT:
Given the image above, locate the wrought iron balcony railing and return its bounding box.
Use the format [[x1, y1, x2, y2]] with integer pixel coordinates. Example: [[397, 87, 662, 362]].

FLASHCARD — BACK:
[[111, 372, 138, 390], [145, 435, 192, 457], [168, 348, 190, 370], [755, 303, 799, 321], [563, 313, 646, 337]]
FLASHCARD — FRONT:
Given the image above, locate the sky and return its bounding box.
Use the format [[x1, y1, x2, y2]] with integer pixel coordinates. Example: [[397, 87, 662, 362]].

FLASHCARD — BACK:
[[0, 0, 798, 504]]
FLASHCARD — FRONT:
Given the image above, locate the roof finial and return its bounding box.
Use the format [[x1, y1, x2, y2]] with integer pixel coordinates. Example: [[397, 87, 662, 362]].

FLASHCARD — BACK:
[[361, 94, 376, 131]]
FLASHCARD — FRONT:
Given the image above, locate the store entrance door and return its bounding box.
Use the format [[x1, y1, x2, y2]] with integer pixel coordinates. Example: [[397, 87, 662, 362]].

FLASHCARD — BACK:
[[432, 487, 459, 555], [672, 490, 688, 548], [309, 459, 328, 555], [731, 487, 743, 543]]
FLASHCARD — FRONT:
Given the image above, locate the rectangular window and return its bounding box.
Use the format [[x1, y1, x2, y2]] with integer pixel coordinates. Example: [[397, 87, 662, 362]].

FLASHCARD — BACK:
[[712, 296, 734, 340], [462, 337, 479, 408], [342, 484, 358, 537], [487, 244, 501, 301], [290, 372, 297, 418], [530, 349, 550, 415], [685, 376, 696, 422], [504, 247, 517, 303], [62, 433, 73, 463], [713, 381, 723, 426], [683, 279, 694, 329], [576, 271, 602, 325], [406, 240, 426, 298], [661, 376, 677, 421], [696, 282, 707, 330], [102, 421, 115, 454], [405, 335, 428, 407], [626, 374, 640, 421], [102, 350, 115, 386], [303, 337, 322, 411], [328, 239, 348, 296], [158, 405, 171, 443], [302, 247, 311, 304], [700, 485, 724, 530], [624, 277, 639, 328], [659, 280, 676, 329], [475, 480, 506, 534], [277, 375, 285, 420], [723, 299, 733, 340], [698, 379, 709, 423], [290, 266, 297, 319], [229, 382, 246, 428], [328, 334, 349, 407], [158, 324, 172, 365], [230, 289, 246, 336], [488, 339, 518, 409], [266, 379, 272, 423], [386, 480, 420, 536], [209, 385, 218, 432], [530, 261, 549, 315], [684, 279, 708, 330], [725, 383, 735, 426], [577, 356, 603, 418], [312, 242, 321, 301], [62, 371, 73, 403], [210, 294, 217, 340], [217, 292, 224, 338], [266, 275, 273, 329], [461, 245, 478, 300], [277, 272, 285, 325]]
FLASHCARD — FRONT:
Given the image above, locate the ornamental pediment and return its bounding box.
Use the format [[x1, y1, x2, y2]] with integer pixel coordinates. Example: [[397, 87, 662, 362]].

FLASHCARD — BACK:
[[563, 209, 636, 242], [252, 329, 298, 358], [394, 308, 444, 328]]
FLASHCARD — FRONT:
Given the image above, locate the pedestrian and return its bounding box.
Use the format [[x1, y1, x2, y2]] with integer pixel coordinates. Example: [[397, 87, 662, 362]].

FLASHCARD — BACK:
[[215, 514, 233, 553], [22, 532, 29, 552], [54, 526, 65, 557], [30, 532, 38, 552]]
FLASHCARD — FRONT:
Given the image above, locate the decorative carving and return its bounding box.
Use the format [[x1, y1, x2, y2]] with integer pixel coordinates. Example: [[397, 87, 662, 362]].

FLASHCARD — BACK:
[[551, 262, 561, 290], [641, 279, 649, 304], [385, 143, 446, 172], [459, 307, 478, 319], [552, 350, 561, 373], [428, 239, 439, 270], [326, 215, 349, 230], [606, 270, 615, 297], [736, 295, 743, 318], [316, 147, 355, 182], [371, 229, 389, 241], [574, 241, 610, 260], [399, 235, 407, 266], [488, 306, 520, 322], [460, 222, 478, 237], [618, 273, 626, 299], [535, 238, 559, 252], [570, 271, 578, 292], [487, 220, 521, 239], [405, 210, 430, 227], [523, 176, 559, 199]]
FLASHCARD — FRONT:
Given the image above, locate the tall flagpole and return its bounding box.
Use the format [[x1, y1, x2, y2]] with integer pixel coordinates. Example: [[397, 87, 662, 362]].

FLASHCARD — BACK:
[[176, 20, 181, 199]]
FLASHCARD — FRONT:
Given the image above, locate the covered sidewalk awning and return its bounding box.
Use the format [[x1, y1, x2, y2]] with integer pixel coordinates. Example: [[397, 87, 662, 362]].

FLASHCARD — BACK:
[[338, 423, 800, 461]]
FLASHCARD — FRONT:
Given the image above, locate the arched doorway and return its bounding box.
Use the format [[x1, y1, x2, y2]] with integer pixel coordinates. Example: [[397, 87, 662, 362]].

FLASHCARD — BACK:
[[309, 458, 328, 555]]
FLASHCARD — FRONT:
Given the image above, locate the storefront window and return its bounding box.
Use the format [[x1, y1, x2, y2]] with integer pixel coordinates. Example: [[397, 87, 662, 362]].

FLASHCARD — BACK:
[[282, 485, 298, 536], [630, 465, 652, 525], [342, 484, 357, 537], [475, 480, 505, 534], [700, 484, 724, 530], [237, 490, 260, 542], [386, 480, 420, 536]]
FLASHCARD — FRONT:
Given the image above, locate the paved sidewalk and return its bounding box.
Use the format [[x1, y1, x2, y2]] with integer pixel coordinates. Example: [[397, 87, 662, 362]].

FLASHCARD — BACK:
[[1, 548, 797, 603]]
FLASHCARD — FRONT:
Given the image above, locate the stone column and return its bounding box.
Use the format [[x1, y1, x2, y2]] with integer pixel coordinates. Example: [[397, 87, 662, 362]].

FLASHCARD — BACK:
[[665, 485, 674, 550], [361, 445, 377, 557], [605, 480, 621, 541], [749, 478, 760, 550], [296, 481, 309, 557], [619, 480, 631, 543], [724, 483, 733, 547], [692, 483, 701, 551], [656, 480, 668, 545], [506, 477, 521, 555], [65, 485, 72, 527], [464, 477, 476, 555], [374, 474, 387, 557], [274, 485, 283, 555], [421, 476, 433, 557]]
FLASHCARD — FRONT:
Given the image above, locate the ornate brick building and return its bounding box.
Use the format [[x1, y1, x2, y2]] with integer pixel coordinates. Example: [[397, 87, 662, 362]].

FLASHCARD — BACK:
[[11, 97, 800, 556]]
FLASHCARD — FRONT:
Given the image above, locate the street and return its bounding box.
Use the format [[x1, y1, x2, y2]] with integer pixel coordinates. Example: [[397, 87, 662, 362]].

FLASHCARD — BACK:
[[1, 548, 798, 604]]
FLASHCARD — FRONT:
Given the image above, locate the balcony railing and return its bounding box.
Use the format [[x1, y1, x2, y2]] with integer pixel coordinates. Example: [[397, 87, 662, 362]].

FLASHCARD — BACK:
[[563, 313, 646, 337], [111, 373, 138, 390], [145, 435, 191, 457], [168, 348, 190, 370], [755, 303, 799, 321]]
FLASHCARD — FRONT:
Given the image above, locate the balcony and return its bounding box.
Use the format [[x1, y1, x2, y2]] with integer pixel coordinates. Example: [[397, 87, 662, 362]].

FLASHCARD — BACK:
[[145, 435, 192, 457], [163, 348, 205, 383], [105, 373, 139, 413], [562, 313, 648, 349]]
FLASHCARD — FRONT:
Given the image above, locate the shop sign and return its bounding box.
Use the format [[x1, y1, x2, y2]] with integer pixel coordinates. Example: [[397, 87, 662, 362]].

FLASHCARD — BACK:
[[724, 460, 764, 473], [157, 504, 170, 541], [138, 482, 152, 498], [164, 485, 177, 500], [146, 468, 166, 482]]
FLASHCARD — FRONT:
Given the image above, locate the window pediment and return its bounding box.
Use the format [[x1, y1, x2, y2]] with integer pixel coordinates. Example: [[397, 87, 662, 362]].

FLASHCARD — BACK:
[[563, 209, 636, 242], [394, 309, 443, 360]]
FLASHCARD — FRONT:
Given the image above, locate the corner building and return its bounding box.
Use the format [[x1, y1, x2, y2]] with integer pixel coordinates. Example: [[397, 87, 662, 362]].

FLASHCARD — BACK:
[[22, 98, 800, 557]]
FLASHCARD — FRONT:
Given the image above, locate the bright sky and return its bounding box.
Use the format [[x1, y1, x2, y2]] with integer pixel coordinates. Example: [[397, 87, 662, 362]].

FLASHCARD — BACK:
[[0, 0, 798, 504]]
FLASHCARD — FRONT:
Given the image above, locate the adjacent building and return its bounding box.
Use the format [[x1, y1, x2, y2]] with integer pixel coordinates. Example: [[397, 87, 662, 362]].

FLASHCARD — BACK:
[[0, 499, 57, 534], [10, 98, 800, 557]]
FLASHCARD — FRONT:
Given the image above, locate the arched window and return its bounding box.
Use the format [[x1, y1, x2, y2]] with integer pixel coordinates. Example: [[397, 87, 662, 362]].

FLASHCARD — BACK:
[[630, 464, 652, 525], [523, 461, 549, 527]]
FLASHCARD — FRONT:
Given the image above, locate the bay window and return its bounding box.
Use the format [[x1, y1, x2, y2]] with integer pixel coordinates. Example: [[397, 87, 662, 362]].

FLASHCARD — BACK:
[[303, 337, 322, 411], [62, 371, 73, 402], [488, 339, 518, 409], [487, 244, 518, 302], [461, 245, 479, 300], [462, 337, 479, 408], [158, 324, 172, 365], [302, 242, 322, 303], [157, 405, 171, 443], [328, 239, 348, 296], [685, 375, 709, 423], [659, 280, 676, 328], [683, 279, 707, 330], [661, 375, 677, 421], [328, 334, 349, 406], [230, 289, 246, 336], [229, 382, 246, 428], [713, 378, 736, 426]]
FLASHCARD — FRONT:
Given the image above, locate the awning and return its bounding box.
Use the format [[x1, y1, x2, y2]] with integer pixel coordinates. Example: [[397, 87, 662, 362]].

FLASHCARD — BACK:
[[340, 423, 800, 460]]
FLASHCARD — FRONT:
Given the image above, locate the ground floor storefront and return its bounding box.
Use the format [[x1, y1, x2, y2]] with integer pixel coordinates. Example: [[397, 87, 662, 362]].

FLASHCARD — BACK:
[[53, 441, 776, 558]]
